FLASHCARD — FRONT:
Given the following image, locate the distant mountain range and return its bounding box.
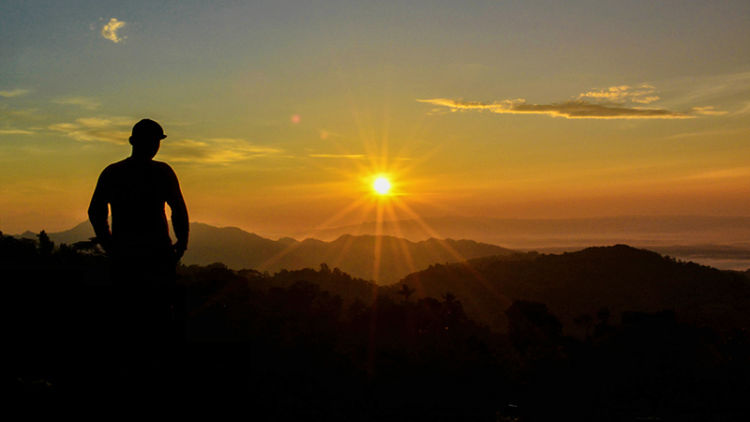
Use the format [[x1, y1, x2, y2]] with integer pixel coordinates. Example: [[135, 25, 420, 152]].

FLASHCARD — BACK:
[[14, 223, 750, 338], [18, 215, 750, 283], [311, 215, 750, 247], [309, 215, 750, 270], [20, 222, 512, 284]]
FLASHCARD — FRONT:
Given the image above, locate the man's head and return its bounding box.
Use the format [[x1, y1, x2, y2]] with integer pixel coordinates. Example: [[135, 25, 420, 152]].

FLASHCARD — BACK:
[[129, 118, 166, 159]]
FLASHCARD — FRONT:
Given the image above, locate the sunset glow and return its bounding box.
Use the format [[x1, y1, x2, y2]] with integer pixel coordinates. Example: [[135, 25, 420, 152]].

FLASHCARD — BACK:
[[5, 4, 750, 412], [0, 1, 748, 242]]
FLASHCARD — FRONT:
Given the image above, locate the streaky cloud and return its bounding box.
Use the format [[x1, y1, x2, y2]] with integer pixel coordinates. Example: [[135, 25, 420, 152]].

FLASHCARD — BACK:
[[309, 153, 365, 159], [682, 167, 750, 181], [689, 106, 728, 116], [48, 116, 132, 143], [664, 127, 750, 140], [418, 98, 693, 119], [53, 96, 101, 110], [419, 82, 732, 119], [0, 89, 31, 98], [163, 138, 283, 165], [101, 18, 126, 43], [578, 84, 660, 104], [0, 129, 35, 135]]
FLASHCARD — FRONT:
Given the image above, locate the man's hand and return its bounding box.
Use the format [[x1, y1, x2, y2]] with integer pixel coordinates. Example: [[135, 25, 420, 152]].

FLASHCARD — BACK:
[[96, 236, 114, 255], [173, 239, 188, 261]]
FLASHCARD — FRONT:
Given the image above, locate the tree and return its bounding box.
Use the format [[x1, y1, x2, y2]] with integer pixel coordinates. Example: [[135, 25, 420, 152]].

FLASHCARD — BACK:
[[573, 313, 594, 338], [37, 230, 54, 257], [505, 300, 562, 357], [398, 284, 415, 302]]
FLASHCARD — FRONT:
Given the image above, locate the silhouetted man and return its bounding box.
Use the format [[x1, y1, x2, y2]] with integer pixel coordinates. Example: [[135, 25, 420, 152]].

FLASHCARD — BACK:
[[88, 118, 188, 347]]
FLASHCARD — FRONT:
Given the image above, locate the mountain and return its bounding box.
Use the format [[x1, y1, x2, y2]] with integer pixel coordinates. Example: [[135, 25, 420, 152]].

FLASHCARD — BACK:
[[22, 222, 512, 284], [21, 215, 750, 272], [19, 221, 95, 246], [311, 215, 750, 270], [394, 245, 750, 333], [184, 223, 513, 284]]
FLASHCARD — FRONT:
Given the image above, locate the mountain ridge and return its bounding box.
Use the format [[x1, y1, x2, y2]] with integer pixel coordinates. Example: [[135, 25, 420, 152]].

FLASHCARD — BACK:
[[18, 221, 513, 284], [394, 244, 750, 333]]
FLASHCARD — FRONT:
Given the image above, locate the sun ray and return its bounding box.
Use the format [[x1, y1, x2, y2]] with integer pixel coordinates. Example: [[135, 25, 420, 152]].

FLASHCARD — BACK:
[[388, 142, 445, 177], [328, 200, 376, 270], [384, 200, 423, 295], [296, 75, 450, 373], [367, 198, 386, 378], [257, 196, 371, 271], [372, 199, 385, 282], [391, 197, 511, 306]]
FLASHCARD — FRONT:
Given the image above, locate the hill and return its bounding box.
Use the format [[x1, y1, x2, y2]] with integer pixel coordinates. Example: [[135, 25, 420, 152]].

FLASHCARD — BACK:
[[5, 231, 750, 419], [395, 245, 750, 333], [22, 222, 512, 284]]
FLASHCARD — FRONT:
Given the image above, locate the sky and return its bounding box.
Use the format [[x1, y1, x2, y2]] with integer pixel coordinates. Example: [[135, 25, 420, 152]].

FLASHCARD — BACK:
[[1, 0, 750, 238]]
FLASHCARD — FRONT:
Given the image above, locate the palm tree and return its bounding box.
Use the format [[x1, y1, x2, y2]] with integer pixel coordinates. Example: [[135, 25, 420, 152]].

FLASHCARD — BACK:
[[398, 284, 415, 302]]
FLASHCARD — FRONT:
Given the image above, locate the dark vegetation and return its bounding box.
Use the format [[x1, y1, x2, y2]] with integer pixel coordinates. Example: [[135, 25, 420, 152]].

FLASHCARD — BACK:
[[399, 246, 750, 333], [4, 231, 750, 420]]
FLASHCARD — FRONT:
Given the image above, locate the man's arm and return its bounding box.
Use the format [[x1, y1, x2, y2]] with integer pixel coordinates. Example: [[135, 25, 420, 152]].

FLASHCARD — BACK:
[[165, 165, 189, 259], [88, 169, 113, 253]]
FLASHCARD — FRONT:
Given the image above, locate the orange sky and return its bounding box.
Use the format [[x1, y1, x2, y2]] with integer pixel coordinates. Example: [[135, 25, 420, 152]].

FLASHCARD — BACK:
[[1, 2, 750, 237]]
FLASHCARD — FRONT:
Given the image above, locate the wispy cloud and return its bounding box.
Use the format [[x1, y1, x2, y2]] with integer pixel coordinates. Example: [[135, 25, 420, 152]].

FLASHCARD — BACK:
[[47, 118, 282, 163], [689, 106, 728, 116], [682, 167, 750, 181], [669, 71, 750, 106], [0, 89, 31, 98], [52, 96, 101, 110], [101, 18, 126, 43], [0, 129, 34, 135], [664, 127, 750, 140], [419, 83, 730, 119], [49, 116, 131, 143], [163, 138, 283, 164], [309, 153, 365, 159], [418, 98, 693, 119], [578, 84, 660, 104], [0, 105, 39, 119]]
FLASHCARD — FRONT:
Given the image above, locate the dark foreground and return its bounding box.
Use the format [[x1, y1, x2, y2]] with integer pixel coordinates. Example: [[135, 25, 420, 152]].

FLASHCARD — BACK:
[[5, 232, 750, 421]]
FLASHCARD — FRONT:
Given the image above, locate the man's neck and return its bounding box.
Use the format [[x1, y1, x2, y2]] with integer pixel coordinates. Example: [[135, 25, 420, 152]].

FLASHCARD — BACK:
[[129, 152, 154, 161]]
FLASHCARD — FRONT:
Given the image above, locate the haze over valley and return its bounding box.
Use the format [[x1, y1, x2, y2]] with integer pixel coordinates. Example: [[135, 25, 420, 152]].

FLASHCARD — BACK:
[[19, 214, 750, 280]]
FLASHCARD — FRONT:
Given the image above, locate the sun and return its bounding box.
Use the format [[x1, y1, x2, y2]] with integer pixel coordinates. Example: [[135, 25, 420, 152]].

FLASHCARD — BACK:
[[372, 176, 392, 195]]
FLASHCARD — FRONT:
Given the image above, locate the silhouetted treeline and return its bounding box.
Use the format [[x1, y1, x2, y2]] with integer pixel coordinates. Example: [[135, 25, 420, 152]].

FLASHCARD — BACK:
[[400, 245, 750, 334], [4, 231, 750, 420]]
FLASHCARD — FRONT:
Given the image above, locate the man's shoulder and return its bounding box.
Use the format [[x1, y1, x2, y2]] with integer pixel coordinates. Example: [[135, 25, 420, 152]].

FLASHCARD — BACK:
[[151, 159, 172, 168], [151, 160, 176, 174], [100, 159, 130, 175]]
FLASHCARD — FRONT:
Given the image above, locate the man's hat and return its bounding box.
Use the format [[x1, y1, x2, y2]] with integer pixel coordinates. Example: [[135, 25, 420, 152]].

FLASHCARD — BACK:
[[131, 118, 167, 141]]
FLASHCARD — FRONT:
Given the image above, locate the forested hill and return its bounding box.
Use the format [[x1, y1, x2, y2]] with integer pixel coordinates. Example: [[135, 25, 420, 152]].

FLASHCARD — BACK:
[[5, 231, 750, 418], [396, 245, 750, 333]]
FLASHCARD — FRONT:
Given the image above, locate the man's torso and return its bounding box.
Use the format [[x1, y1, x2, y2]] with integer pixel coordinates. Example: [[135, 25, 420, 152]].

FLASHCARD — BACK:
[[100, 158, 176, 255]]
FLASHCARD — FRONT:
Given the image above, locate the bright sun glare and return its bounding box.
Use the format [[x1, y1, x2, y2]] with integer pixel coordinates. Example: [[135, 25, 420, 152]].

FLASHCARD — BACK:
[[373, 176, 392, 195]]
